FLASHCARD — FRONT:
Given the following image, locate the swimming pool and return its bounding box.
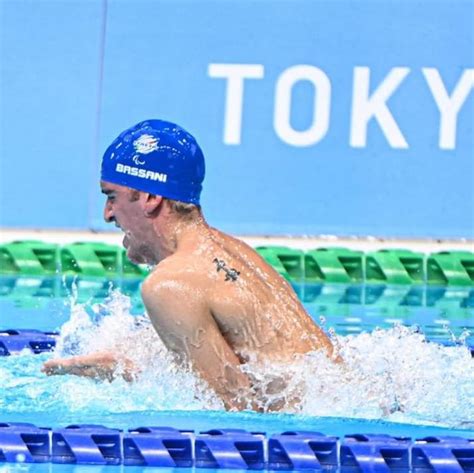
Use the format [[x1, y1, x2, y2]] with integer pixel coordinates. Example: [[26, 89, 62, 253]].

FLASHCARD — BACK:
[[1, 274, 473, 471]]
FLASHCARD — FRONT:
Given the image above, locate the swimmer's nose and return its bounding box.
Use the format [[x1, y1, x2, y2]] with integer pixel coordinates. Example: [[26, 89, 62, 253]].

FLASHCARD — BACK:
[[103, 201, 114, 223]]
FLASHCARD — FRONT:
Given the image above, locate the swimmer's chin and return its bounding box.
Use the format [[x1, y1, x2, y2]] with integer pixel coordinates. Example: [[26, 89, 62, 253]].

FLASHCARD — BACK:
[[126, 248, 158, 266], [123, 240, 144, 264], [126, 250, 147, 265]]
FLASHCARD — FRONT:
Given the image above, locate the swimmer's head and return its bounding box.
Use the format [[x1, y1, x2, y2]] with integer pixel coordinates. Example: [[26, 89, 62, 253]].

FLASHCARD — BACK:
[[101, 119, 205, 205]]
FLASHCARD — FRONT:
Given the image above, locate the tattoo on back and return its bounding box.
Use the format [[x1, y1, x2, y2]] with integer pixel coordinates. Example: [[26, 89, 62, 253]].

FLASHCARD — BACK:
[[213, 258, 240, 282]]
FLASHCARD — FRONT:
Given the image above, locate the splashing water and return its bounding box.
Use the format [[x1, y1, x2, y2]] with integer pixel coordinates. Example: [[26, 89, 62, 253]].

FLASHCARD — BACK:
[[50, 289, 224, 411], [292, 327, 472, 427], [1, 289, 472, 429]]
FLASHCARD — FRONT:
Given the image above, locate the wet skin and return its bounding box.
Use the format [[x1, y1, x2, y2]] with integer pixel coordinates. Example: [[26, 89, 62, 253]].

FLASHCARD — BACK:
[[43, 182, 335, 411]]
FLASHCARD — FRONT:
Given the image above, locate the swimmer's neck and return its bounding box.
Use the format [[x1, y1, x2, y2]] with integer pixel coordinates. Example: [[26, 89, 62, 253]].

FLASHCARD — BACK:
[[150, 209, 213, 263]]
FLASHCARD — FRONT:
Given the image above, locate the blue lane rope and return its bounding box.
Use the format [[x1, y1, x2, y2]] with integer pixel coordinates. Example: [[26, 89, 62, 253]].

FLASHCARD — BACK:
[[0, 329, 58, 355], [0, 424, 473, 471], [1, 331, 474, 471]]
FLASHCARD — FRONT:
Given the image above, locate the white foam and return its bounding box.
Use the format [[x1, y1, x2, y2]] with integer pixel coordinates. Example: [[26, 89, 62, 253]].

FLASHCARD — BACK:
[[36, 290, 474, 427], [50, 289, 224, 412]]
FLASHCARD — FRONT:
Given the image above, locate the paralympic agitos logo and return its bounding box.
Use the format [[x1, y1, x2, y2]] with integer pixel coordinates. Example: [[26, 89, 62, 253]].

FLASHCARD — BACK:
[[132, 134, 160, 165]]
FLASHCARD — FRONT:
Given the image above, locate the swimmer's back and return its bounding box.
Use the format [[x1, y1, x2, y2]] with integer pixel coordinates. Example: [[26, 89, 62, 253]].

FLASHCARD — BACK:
[[146, 227, 334, 364]]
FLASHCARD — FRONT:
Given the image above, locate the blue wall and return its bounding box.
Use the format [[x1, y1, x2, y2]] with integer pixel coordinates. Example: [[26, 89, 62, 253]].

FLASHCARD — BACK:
[[1, 0, 473, 238]]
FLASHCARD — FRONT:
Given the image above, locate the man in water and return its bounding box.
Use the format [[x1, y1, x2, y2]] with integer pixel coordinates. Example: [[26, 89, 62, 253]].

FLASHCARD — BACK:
[[43, 119, 335, 410]]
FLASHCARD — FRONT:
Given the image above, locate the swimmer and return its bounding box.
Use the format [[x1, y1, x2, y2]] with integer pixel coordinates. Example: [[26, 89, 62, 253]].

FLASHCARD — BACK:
[[42, 119, 336, 411]]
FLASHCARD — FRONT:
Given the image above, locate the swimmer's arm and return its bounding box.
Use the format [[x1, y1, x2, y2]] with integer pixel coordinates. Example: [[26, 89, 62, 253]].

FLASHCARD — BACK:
[[41, 351, 137, 381], [142, 277, 253, 411]]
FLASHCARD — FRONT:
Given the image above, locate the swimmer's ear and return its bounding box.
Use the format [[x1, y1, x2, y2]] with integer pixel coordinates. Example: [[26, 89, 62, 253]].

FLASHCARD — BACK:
[[143, 193, 163, 217]]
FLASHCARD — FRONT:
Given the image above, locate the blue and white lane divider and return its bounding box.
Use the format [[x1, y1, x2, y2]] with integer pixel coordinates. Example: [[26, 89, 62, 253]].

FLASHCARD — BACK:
[[0, 329, 59, 356], [0, 423, 473, 471], [0, 329, 57, 355], [2, 329, 474, 357]]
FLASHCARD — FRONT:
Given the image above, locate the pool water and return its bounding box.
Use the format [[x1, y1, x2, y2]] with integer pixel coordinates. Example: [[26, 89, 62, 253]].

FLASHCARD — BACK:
[[1, 276, 472, 344], [1, 276, 473, 472]]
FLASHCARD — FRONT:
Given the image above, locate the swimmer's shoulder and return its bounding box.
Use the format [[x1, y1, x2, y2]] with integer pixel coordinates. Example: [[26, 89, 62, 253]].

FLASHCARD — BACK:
[[211, 230, 292, 282], [141, 258, 212, 334], [141, 254, 209, 306]]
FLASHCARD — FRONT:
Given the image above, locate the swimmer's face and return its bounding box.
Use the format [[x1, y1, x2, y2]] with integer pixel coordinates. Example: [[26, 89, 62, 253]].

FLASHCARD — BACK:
[[101, 181, 156, 264]]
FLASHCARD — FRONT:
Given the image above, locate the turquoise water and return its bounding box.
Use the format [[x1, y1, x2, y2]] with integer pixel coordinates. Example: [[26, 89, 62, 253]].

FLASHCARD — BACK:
[[1, 276, 473, 344], [1, 276, 473, 473]]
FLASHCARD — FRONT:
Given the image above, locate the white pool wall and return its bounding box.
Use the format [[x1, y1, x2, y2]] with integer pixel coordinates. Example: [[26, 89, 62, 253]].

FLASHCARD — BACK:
[[1, 228, 472, 253]]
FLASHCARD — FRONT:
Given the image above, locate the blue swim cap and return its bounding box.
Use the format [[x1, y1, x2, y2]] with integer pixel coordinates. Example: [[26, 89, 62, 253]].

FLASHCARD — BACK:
[[101, 119, 205, 205]]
